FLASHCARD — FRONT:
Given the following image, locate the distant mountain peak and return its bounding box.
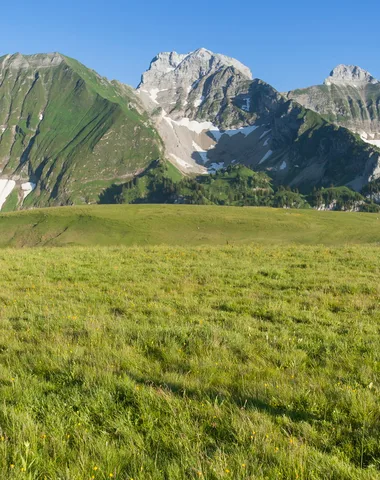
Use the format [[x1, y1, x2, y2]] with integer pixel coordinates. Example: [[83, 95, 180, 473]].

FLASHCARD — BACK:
[[324, 64, 379, 86]]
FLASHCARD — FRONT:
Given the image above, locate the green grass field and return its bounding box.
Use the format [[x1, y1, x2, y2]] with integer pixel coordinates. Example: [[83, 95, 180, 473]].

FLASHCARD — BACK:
[[0, 206, 379, 479], [1, 204, 380, 247]]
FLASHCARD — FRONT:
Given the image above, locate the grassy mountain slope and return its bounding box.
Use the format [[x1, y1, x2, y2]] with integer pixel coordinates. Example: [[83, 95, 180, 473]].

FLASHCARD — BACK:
[[1, 204, 380, 248], [0, 53, 162, 208]]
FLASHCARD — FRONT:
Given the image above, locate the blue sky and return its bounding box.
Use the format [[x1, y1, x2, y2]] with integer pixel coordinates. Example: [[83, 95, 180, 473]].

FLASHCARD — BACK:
[[1, 0, 379, 92]]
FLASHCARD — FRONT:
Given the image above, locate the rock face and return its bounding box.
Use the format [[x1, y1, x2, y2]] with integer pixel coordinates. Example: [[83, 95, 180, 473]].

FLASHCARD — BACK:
[[0, 52, 65, 70], [0, 53, 162, 209], [138, 51, 380, 190], [137, 48, 256, 174], [287, 65, 380, 148]]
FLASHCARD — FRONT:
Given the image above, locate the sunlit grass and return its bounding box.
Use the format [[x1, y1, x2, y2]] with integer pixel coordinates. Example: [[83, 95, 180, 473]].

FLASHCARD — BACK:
[[0, 244, 379, 479]]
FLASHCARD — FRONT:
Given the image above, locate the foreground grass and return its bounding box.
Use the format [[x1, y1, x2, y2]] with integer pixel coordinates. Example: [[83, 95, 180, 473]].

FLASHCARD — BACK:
[[0, 245, 379, 479], [1, 204, 380, 247]]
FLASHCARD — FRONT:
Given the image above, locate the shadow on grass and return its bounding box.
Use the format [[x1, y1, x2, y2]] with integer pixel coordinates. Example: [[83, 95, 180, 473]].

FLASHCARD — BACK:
[[126, 372, 318, 424]]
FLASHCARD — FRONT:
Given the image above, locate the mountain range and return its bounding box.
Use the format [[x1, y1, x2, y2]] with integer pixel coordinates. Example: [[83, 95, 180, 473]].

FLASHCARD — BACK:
[[0, 49, 379, 210]]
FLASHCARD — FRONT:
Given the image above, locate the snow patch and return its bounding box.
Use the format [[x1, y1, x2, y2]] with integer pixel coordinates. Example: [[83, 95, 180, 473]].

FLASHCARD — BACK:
[[39, 113, 44, 121], [149, 88, 160, 103], [242, 97, 251, 112], [194, 96, 205, 108], [279, 161, 287, 170], [171, 117, 216, 134], [183, 86, 192, 106], [192, 141, 209, 163], [363, 138, 380, 148], [259, 150, 273, 165], [21, 181, 36, 200], [224, 124, 258, 137], [142, 88, 169, 104], [370, 158, 380, 180], [263, 137, 271, 147], [360, 133, 380, 147], [210, 124, 258, 141], [260, 129, 271, 139], [208, 162, 225, 172], [0, 179, 16, 210]]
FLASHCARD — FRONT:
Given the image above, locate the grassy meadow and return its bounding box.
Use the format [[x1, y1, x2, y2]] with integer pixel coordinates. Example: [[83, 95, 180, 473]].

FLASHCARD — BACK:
[[0, 206, 379, 478], [1, 204, 380, 247]]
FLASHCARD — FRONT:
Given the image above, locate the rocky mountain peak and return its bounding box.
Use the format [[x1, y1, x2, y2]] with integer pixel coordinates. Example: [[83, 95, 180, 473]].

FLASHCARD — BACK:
[[138, 48, 252, 92], [324, 64, 379, 86]]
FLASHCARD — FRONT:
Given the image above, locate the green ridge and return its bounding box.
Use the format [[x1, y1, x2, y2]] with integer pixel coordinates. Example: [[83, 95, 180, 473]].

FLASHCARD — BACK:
[[0, 53, 163, 208]]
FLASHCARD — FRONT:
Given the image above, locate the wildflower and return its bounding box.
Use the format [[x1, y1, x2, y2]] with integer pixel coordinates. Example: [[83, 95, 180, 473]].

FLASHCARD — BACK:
[[109, 474, 114, 478], [21, 467, 26, 472], [225, 469, 230, 473], [93, 466, 99, 471], [241, 463, 246, 468], [10, 464, 14, 469]]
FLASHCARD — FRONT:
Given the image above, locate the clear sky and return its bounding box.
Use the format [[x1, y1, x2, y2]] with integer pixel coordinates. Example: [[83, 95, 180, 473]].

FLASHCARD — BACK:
[[1, 0, 379, 92]]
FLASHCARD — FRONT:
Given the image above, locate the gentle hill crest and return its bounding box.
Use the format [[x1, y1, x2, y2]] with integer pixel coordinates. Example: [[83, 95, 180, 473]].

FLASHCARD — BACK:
[[1, 204, 380, 248]]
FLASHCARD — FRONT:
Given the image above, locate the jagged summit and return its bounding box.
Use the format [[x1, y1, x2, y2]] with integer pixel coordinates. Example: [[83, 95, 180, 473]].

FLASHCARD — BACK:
[[324, 64, 379, 86], [138, 48, 252, 90]]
